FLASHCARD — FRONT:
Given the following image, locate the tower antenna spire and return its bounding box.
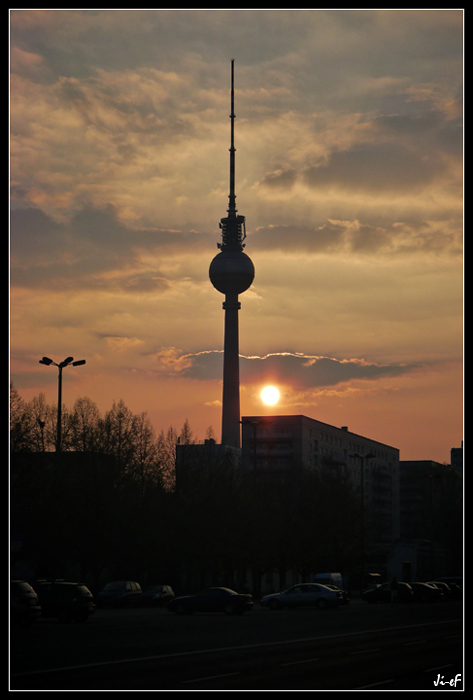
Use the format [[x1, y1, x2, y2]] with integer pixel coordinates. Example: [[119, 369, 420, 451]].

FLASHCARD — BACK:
[[228, 58, 236, 215], [217, 60, 246, 252]]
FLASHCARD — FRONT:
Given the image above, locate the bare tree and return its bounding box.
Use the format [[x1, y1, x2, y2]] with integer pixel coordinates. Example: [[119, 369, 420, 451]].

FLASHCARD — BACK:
[[156, 425, 178, 491], [101, 399, 137, 467], [179, 418, 195, 446], [131, 411, 159, 491], [10, 383, 34, 452], [67, 396, 101, 452]]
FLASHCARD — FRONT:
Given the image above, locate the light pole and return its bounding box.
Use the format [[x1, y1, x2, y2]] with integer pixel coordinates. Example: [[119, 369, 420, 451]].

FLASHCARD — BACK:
[[424, 473, 443, 578], [39, 356, 86, 453], [350, 451, 375, 591]]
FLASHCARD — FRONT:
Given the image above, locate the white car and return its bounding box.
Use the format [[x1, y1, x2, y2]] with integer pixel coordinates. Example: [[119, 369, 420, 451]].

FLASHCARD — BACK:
[[261, 583, 342, 610]]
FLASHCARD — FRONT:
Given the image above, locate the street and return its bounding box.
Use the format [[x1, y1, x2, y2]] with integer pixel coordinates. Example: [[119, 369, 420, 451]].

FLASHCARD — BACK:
[[10, 599, 463, 691]]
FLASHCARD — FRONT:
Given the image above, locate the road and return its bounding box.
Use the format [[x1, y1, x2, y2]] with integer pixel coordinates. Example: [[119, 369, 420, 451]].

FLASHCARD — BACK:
[[10, 599, 463, 691]]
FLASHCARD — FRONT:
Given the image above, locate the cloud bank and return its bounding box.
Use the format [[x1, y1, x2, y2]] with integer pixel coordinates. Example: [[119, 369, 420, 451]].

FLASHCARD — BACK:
[[151, 348, 421, 390]]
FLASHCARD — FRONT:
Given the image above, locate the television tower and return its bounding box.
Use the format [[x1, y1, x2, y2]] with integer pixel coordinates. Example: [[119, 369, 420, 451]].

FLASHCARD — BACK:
[[209, 60, 255, 448]]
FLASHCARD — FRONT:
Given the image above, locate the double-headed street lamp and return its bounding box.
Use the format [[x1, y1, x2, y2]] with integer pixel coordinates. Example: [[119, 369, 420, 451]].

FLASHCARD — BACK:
[[39, 356, 86, 453], [350, 451, 375, 591]]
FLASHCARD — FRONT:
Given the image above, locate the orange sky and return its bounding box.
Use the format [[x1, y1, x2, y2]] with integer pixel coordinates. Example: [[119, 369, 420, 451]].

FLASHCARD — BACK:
[[10, 10, 463, 462]]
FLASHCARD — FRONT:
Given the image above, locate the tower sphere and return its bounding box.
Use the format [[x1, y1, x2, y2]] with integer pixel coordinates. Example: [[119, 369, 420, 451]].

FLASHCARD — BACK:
[[209, 250, 255, 296]]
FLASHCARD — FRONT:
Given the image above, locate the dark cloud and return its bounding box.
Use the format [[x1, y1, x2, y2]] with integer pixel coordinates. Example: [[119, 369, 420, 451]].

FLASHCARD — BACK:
[[303, 142, 445, 193], [350, 224, 391, 253], [120, 273, 169, 294], [251, 222, 345, 253], [9, 205, 211, 290], [10, 207, 65, 260], [250, 218, 461, 257], [170, 350, 419, 388], [375, 112, 442, 136], [259, 167, 297, 190], [374, 112, 463, 159], [10, 199, 461, 295], [9, 10, 320, 80], [242, 353, 419, 388]]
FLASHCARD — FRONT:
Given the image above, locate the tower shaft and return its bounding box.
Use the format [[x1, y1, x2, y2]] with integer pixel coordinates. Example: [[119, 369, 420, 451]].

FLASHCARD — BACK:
[[221, 293, 241, 448]]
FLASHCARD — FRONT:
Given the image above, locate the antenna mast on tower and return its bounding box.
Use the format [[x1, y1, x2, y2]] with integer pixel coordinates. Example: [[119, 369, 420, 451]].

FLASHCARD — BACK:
[[218, 59, 247, 252]]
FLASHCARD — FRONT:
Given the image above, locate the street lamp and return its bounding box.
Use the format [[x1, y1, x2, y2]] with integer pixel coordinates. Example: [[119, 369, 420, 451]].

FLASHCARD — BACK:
[[350, 452, 375, 591], [39, 356, 86, 453]]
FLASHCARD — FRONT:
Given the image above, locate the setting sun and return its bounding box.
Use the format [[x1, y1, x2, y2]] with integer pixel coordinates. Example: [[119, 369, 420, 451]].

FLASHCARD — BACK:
[[261, 386, 280, 406]]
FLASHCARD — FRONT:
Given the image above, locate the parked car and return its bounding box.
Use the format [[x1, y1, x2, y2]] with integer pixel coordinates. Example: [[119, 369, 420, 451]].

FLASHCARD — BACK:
[[428, 581, 452, 599], [361, 582, 414, 604], [261, 583, 343, 610], [434, 577, 462, 600], [96, 581, 143, 608], [323, 584, 350, 604], [142, 584, 175, 607], [313, 574, 349, 604], [167, 587, 253, 615], [442, 581, 462, 600], [407, 582, 444, 602], [10, 580, 42, 627], [35, 580, 95, 622], [436, 576, 462, 588]]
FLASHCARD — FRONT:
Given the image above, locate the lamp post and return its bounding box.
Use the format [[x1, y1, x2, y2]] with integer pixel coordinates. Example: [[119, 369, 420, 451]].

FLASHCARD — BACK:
[[350, 451, 375, 592], [39, 356, 86, 453], [424, 472, 443, 578]]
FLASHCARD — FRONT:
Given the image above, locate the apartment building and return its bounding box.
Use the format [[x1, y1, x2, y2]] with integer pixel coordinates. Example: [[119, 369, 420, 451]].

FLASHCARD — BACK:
[[241, 414, 400, 551]]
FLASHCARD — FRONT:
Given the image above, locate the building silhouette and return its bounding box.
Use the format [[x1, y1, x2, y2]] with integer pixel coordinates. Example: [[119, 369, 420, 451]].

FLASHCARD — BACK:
[[450, 442, 463, 474], [241, 414, 400, 557], [390, 459, 463, 578]]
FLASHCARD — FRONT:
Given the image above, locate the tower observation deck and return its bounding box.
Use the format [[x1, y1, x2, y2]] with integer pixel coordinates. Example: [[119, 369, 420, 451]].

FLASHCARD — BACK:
[[209, 60, 255, 448]]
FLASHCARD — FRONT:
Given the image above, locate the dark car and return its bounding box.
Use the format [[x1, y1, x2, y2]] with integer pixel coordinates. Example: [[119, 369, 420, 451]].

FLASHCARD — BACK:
[[361, 582, 414, 604], [10, 580, 42, 627], [434, 578, 462, 600], [428, 581, 454, 599], [442, 581, 462, 600], [35, 580, 95, 622], [261, 583, 343, 610], [142, 584, 175, 607], [167, 587, 253, 615], [96, 580, 143, 608], [407, 582, 444, 602]]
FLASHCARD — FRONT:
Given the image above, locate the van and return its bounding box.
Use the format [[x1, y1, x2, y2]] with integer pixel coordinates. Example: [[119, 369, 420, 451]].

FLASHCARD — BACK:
[[313, 573, 344, 590], [35, 580, 95, 622]]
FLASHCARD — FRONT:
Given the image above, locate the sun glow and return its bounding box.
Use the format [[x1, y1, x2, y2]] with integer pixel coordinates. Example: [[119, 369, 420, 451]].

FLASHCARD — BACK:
[[261, 386, 280, 406]]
